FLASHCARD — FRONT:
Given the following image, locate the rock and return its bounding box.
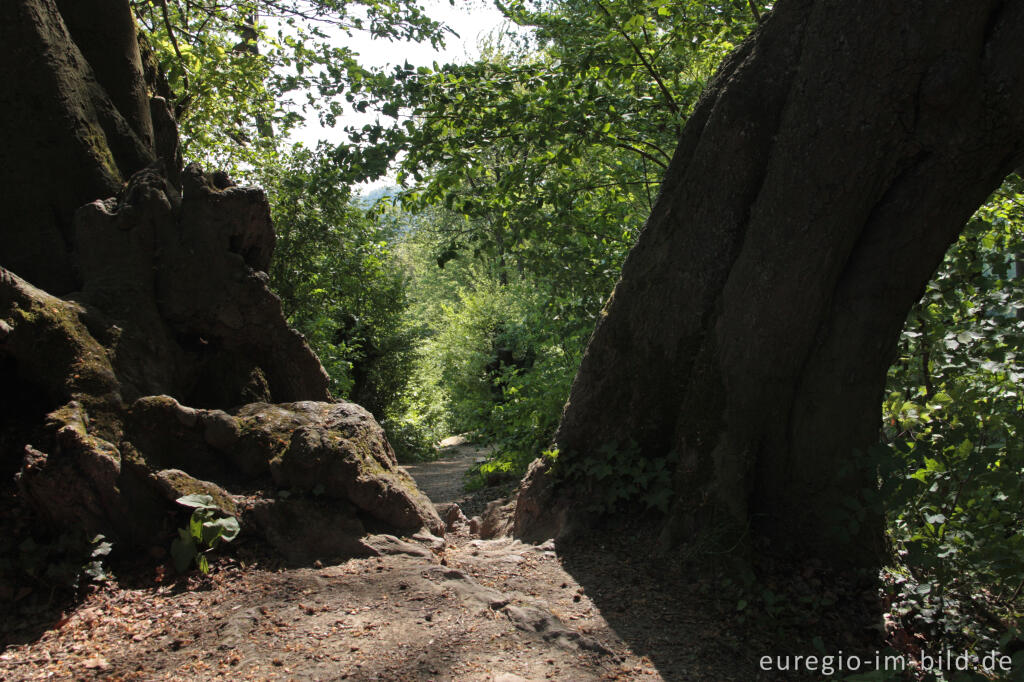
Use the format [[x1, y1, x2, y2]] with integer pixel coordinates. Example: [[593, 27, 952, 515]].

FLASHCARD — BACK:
[[431, 568, 510, 610], [152, 469, 237, 515], [362, 534, 434, 559], [17, 440, 121, 539], [0, 162, 442, 561], [437, 435, 468, 448], [512, 458, 573, 543], [15, 401, 124, 537], [201, 410, 240, 450], [501, 604, 612, 656], [73, 163, 330, 405], [435, 501, 468, 533], [479, 498, 515, 539], [125, 396, 231, 482], [174, 405, 199, 428], [122, 397, 444, 546], [468, 516, 482, 535], [0, 269, 122, 412], [246, 497, 368, 563], [236, 401, 443, 536], [422, 562, 611, 659], [410, 529, 445, 552]]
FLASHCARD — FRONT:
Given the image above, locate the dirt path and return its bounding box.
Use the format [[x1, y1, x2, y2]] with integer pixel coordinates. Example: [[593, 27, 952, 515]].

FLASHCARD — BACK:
[[401, 436, 489, 505], [0, 440, 768, 681], [0, 528, 757, 681]]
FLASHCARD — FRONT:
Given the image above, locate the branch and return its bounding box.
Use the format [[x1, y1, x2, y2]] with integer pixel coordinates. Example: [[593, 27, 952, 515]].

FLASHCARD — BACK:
[[610, 141, 668, 169], [157, 0, 185, 63], [595, 0, 680, 116], [748, 0, 762, 23], [611, 133, 673, 165]]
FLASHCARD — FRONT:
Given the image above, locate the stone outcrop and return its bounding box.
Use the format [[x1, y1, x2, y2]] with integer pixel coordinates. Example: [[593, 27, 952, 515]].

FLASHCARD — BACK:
[[0, 164, 441, 563], [0, 0, 441, 567], [71, 163, 329, 406], [0, 0, 181, 295]]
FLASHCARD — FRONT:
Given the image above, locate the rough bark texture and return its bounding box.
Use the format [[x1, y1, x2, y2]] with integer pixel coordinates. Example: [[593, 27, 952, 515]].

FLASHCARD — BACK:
[[519, 0, 1024, 564], [0, 0, 443, 559], [0, 0, 172, 294]]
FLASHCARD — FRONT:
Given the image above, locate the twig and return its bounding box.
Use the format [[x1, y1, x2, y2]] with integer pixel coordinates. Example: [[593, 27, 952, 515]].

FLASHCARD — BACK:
[[748, 0, 762, 23], [595, 0, 679, 116]]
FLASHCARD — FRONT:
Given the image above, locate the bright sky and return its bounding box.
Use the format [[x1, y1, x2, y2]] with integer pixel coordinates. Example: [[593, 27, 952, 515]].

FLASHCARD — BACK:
[[355, 0, 509, 68], [289, 0, 511, 154]]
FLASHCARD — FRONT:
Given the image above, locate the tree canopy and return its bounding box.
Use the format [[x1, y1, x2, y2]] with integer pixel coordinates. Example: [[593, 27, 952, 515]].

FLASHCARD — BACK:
[[132, 0, 450, 171]]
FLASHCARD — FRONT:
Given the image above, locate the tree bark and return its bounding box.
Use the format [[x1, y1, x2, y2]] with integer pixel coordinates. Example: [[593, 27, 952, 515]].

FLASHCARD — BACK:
[[0, 0, 172, 294], [539, 0, 1024, 565]]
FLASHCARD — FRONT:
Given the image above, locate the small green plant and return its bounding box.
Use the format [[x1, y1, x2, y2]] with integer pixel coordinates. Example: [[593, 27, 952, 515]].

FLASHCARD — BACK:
[[553, 441, 680, 514], [82, 534, 114, 582], [170, 494, 240, 575], [0, 531, 114, 594]]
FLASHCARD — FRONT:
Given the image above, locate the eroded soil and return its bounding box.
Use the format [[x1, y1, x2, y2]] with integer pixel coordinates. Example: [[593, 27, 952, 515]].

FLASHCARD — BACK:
[[0, 527, 767, 681], [0, 441, 810, 681]]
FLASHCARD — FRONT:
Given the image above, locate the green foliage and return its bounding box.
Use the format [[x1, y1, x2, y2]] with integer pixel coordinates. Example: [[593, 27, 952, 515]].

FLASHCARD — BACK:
[[883, 174, 1024, 650], [132, 0, 450, 174], [388, 0, 765, 266], [322, 0, 762, 483], [551, 442, 680, 513], [127, 0, 767, 484], [170, 494, 240, 575], [82, 535, 115, 583], [0, 532, 114, 594], [131, 1, 443, 453], [121, 0, 1024, 663], [375, 0, 766, 474], [387, 217, 589, 468], [394, 261, 574, 466], [263, 145, 414, 419]]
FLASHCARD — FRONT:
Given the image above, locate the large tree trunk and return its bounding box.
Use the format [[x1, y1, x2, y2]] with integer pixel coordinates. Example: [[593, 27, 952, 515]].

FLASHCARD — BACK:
[[522, 0, 1024, 565], [0, 0, 170, 294]]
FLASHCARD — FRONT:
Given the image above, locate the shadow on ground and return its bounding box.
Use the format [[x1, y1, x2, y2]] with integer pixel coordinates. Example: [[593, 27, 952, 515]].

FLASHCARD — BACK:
[[554, 519, 882, 682]]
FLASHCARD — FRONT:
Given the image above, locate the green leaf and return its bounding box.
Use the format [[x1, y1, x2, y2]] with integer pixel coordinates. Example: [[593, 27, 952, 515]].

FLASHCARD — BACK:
[[189, 514, 203, 542], [171, 534, 198, 573], [90, 536, 113, 558], [82, 560, 111, 582], [176, 494, 218, 510], [203, 516, 241, 545]]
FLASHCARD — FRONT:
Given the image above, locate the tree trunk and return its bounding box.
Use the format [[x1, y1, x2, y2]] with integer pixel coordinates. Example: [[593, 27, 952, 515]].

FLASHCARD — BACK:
[[0, 0, 329, 408], [534, 0, 1024, 565], [0, 0, 173, 294]]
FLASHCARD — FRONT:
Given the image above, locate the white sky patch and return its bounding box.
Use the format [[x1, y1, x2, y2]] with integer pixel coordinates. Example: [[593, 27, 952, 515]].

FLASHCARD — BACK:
[[288, 0, 512, 169], [356, 0, 508, 68]]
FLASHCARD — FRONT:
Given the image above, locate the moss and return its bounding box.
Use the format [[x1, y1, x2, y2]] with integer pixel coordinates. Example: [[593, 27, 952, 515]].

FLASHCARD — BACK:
[[120, 441, 146, 467], [156, 469, 238, 516], [8, 295, 119, 403], [80, 121, 121, 183]]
